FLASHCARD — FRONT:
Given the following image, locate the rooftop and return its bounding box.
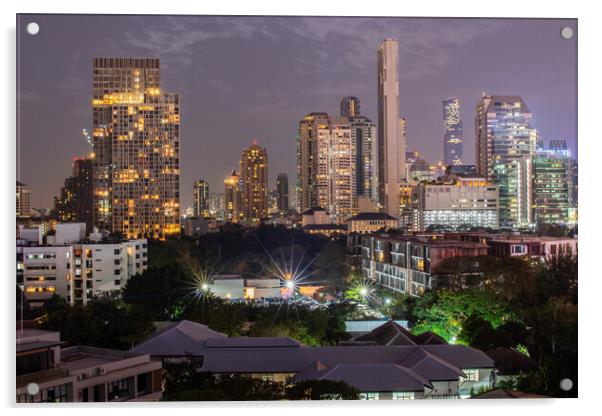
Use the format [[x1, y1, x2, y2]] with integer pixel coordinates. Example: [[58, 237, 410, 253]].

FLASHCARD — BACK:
[[347, 212, 397, 222]]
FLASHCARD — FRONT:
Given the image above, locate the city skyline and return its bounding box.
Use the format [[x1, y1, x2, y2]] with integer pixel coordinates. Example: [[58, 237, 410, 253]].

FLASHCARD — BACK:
[[17, 15, 577, 210]]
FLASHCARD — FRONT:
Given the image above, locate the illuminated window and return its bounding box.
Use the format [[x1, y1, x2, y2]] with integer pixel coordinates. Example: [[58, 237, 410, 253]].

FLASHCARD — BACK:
[[392, 392, 415, 400]]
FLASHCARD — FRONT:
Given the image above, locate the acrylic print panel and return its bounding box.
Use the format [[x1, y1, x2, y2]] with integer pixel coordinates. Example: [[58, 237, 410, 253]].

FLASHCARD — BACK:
[[16, 14, 577, 403]]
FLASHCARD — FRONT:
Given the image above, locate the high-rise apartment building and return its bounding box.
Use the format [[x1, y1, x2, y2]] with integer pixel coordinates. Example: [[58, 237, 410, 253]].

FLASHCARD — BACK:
[[443, 98, 463, 166], [533, 155, 569, 225], [54, 158, 94, 232], [349, 115, 377, 200], [297, 112, 357, 223], [193, 180, 210, 218], [340, 96, 361, 117], [377, 39, 406, 217], [16, 181, 31, 218], [240, 142, 268, 224], [276, 173, 289, 212], [475, 95, 537, 228], [327, 120, 355, 222], [224, 171, 242, 223], [297, 112, 330, 212], [92, 57, 180, 239], [208, 192, 225, 220]]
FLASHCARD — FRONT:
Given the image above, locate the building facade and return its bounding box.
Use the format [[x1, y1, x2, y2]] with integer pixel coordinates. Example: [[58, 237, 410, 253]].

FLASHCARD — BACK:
[[17, 329, 162, 402], [240, 142, 268, 224], [412, 177, 499, 231], [92, 57, 180, 239], [19, 239, 147, 307], [54, 158, 94, 233], [377, 39, 406, 217], [17, 181, 31, 218], [276, 173, 289, 212], [340, 96, 361, 117], [224, 171, 242, 223], [443, 98, 463, 166], [361, 234, 489, 297], [297, 112, 331, 212], [475, 95, 537, 228], [193, 180, 210, 218], [349, 115, 377, 201], [532, 156, 569, 225]]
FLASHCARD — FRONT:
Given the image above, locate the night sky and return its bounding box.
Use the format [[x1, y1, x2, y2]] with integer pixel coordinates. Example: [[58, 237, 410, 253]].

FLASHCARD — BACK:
[[16, 15, 577, 210]]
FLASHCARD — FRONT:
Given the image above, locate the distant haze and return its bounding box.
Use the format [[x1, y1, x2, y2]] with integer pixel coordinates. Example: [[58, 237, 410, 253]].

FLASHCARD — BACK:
[[17, 15, 577, 210]]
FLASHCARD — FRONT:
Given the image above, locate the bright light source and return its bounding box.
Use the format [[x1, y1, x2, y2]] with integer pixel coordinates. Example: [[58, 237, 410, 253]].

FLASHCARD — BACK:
[[201, 283, 209, 291], [385, 298, 391, 305], [359, 288, 368, 297], [285, 280, 295, 289]]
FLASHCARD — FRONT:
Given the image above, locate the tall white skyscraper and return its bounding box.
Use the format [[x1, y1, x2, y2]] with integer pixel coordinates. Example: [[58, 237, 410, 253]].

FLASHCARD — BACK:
[[377, 39, 406, 218]]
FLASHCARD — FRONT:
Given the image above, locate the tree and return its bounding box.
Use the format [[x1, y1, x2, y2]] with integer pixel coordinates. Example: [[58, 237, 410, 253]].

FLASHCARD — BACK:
[[122, 263, 193, 321], [313, 240, 349, 290], [412, 289, 513, 342], [40, 296, 154, 349], [285, 380, 359, 400]]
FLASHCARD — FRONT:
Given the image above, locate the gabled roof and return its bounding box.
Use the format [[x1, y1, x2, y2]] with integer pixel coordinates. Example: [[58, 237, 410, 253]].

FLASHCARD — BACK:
[[400, 348, 464, 381], [131, 320, 226, 356], [296, 363, 432, 392], [205, 337, 303, 349], [200, 345, 495, 378], [351, 321, 448, 346]]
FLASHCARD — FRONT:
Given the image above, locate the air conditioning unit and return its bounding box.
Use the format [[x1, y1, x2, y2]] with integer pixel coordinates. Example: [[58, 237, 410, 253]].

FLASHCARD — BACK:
[[98, 367, 107, 375]]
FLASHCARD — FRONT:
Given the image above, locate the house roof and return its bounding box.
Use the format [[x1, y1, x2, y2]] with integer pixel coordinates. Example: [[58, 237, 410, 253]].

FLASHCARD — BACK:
[[131, 320, 227, 356], [205, 337, 303, 349], [295, 363, 432, 392], [302, 224, 346, 231], [350, 321, 448, 346], [347, 212, 397, 222], [200, 344, 494, 382]]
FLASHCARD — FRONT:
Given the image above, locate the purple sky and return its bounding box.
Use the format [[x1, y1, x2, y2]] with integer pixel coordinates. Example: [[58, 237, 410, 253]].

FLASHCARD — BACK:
[[17, 15, 577, 210]]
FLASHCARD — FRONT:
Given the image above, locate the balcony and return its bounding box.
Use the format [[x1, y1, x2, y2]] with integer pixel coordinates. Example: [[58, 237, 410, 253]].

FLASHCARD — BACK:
[[17, 367, 70, 388]]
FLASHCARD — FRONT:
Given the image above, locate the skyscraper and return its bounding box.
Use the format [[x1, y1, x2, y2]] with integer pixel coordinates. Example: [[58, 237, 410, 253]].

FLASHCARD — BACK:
[[224, 171, 242, 223], [348, 115, 377, 201], [72, 158, 94, 233], [240, 142, 268, 224], [475, 95, 537, 228], [276, 173, 289, 212], [533, 156, 569, 225], [297, 112, 330, 212], [327, 120, 355, 222], [377, 39, 405, 218], [340, 96, 360, 117], [193, 180, 210, 218], [92, 57, 180, 239], [16, 181, 31, 218], [443, 98, 463, 166], [297, 112, 357, 223]]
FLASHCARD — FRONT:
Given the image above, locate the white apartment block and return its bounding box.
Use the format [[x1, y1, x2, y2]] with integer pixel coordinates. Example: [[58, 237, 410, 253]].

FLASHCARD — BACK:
[[412, 177, 499, 231], [19, 240, 147, 307]]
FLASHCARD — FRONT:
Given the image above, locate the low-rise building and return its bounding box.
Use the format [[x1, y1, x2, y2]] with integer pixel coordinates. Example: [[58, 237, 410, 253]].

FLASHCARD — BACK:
[[346, 212, 398, 234], [16, 329, 162, 403], [361, 234, 489, 296]]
